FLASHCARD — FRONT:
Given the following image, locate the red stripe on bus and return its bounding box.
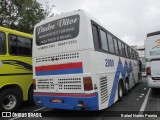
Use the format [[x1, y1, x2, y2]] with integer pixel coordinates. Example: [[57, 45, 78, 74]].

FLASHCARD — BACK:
[[34, 92, 96, 97], [35, 62, 82, 71]]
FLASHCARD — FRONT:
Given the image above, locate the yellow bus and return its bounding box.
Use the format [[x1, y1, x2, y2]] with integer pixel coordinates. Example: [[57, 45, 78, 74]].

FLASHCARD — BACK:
[[0, 26, 33, 111]]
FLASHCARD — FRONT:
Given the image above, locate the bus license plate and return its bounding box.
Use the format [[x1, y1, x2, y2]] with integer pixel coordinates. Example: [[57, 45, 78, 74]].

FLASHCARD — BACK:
[[51, 98, 62, 103]]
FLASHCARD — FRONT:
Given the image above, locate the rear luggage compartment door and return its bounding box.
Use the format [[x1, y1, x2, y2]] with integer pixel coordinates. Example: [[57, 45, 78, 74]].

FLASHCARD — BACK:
[[151, 60, 160, 78]]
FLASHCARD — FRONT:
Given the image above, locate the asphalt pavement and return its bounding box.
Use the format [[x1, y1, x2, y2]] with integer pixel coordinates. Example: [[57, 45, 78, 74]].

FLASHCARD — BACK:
[[1, 77, 160, 120]]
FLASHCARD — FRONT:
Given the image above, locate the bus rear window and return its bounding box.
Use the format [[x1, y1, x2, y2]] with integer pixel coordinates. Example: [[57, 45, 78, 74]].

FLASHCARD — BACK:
[[36, 14, 80, 46]]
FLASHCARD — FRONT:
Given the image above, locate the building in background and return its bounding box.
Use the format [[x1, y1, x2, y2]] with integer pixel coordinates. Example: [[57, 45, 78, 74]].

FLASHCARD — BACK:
[[132, 45, 146, 76]]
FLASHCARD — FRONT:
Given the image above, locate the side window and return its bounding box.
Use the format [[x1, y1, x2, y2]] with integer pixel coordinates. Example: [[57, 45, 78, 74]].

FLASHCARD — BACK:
[[118, 40, 122, 55], [135, 52, 137, 60], [125, 44, 128, 57], [0, 32, 6, 54], [113, 38, 119, 54], [121, 43, 126, 57], [134, 51, 137, 60], [136, 52, 139, 60], [133, 51, 135, 59], [92, 24, 100, 50], [107, 33, 115, 53], [100, 30, 109, 51], [127, 46, 131, 58], [131, 49, 134, 59], [9, 35, 18, 55], [9, 34, 32, 56], [130, 49, 132, 58], [17, 36, 32, 56]]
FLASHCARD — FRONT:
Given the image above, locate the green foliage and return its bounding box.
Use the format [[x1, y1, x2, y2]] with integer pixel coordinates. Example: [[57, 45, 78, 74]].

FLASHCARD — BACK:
[[0, 0, 47, 33]]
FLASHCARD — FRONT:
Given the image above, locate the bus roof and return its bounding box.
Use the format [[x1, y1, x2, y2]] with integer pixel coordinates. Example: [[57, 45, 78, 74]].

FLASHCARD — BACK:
[[0, 26, 33, 38], [147, 31, 160, 37], [34, 9, 138, 54]]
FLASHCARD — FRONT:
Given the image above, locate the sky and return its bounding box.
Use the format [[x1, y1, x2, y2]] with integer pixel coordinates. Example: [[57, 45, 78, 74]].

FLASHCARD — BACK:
[[37, 0, 160, 46]]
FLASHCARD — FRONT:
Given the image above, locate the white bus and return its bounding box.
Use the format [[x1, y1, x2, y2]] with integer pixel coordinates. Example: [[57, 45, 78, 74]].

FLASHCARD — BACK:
[[145, 31, 160, 88], [32, 10, 139, 111]]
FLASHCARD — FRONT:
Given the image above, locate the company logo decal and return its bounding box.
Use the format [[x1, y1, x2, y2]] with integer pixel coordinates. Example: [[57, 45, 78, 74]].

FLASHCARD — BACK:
[[152, 39, 160, 49], [149, 39, 160, 56]]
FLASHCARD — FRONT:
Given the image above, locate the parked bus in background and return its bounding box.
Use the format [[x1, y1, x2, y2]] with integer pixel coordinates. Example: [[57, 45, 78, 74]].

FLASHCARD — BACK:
[[140, 57, 146, 76], [0, 27, 33, 111], [33, 10, 140, 111], [145, 31, 160, 88], [137, 46, 146, 76]]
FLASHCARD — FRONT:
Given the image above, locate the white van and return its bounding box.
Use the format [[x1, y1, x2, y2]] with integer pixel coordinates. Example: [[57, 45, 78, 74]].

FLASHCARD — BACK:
[[145, 31, 160, 88]]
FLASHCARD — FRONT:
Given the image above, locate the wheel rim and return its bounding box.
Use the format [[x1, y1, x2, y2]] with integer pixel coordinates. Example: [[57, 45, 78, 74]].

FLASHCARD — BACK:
[[2, 94, 17, 110], [119, 85, 123, 97], [125, 83, 129, 92]]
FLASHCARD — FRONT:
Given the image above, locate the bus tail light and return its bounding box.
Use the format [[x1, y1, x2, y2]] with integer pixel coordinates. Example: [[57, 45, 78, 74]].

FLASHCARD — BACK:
[[83, 77, 93, 91], [33, 79, 36, 90], [146, 67, 151, 75]]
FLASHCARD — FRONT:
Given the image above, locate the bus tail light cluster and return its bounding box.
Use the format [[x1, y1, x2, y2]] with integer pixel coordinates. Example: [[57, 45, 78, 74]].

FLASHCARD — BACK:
[[146, 67, 151, 75], [83, 77, 93, 91], [33, 79, 36, 90]]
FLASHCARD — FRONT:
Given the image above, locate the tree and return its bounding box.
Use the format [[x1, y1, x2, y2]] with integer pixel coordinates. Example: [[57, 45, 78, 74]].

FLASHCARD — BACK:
[[0, 0, 47, 33]]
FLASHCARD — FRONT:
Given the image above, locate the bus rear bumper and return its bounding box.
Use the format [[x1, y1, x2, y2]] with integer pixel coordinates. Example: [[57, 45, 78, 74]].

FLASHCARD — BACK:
[[33, 92, 99, 111], [147, 77, 160, 88]]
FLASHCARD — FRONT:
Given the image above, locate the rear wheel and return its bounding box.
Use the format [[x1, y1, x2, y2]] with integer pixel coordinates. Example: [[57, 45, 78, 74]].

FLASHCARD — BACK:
[[118, 81, 124, 101], [124, 81, 130, 95], [0, 89, 22, 111]]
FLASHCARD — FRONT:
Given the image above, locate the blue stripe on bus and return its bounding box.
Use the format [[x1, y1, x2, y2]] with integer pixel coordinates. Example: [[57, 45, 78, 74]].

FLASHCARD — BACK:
[[108, 58, 132, 107], [36, 68, 83, 76], [108, 58, 123, 107]]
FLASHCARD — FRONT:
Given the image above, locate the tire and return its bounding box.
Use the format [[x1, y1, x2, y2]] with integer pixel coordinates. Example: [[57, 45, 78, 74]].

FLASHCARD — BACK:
[[151, 88, 157, 91], [28, 86, 35, 106], [124, 81, 130, 95], [118, 81, 124, 101], [0, 88, 22, 111]]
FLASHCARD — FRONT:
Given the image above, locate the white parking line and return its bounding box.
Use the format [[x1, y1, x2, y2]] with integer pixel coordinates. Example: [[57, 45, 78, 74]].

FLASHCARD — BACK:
[[138, 88, 151, 115], [8, 107, 46, 120], [32, 107, 46, 112]]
